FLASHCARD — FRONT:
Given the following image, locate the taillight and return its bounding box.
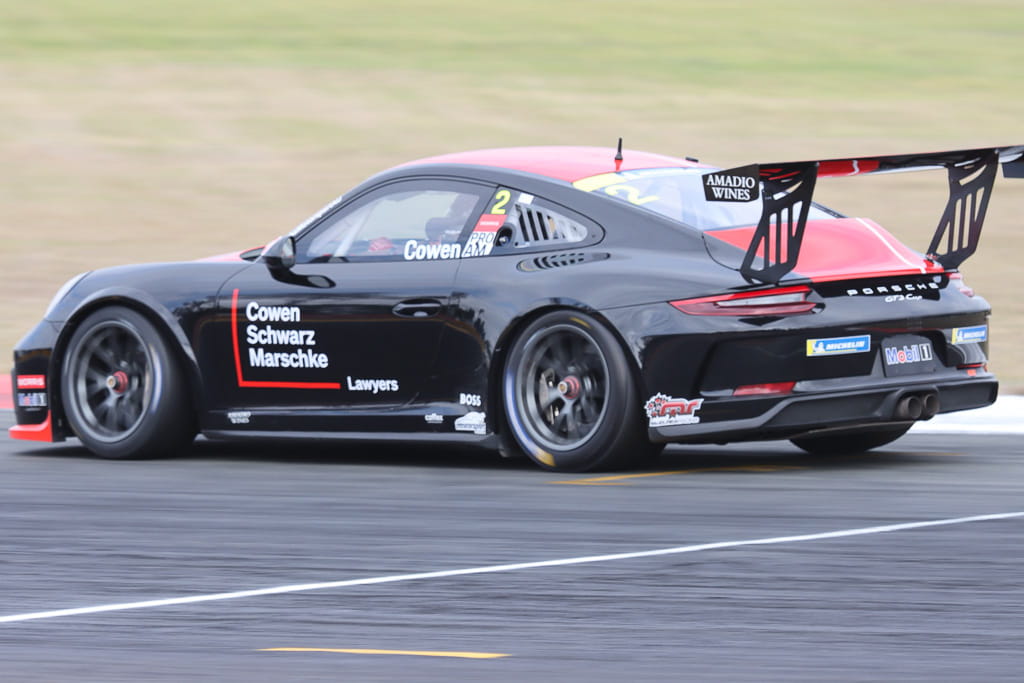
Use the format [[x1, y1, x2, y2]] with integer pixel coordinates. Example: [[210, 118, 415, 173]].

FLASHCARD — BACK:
[[957, 362, 986, 377], [733, 381, 796, 396], [949, 272, 974, 297], [671, 286, 816, 316]]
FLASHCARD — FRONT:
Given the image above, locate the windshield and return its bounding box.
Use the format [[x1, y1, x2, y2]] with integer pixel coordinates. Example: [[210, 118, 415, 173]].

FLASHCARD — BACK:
[[573, 167, 840, 230]]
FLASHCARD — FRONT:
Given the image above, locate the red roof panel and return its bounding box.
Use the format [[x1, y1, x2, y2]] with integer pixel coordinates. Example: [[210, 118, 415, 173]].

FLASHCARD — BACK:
[[402, 146, 703, 182]]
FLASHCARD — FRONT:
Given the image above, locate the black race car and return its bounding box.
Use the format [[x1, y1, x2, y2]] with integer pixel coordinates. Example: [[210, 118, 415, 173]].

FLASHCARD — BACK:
[[9, 144, 1024, 471]]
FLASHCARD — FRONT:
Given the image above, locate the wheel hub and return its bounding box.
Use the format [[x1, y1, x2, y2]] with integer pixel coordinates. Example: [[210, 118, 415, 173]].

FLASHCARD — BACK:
[[557, 375, 582, 400], [106, 370, 130, 395]]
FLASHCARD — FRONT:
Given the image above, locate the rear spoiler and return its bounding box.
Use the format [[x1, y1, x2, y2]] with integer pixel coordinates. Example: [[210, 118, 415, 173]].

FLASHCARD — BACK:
[[703, 146, 1024, 283]]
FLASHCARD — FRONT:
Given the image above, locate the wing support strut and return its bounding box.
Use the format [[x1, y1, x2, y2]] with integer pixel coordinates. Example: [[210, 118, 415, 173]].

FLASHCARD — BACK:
[[926, 151, 997, 270], [739, 163, 817, 284], [705, 146, 1024, 284]]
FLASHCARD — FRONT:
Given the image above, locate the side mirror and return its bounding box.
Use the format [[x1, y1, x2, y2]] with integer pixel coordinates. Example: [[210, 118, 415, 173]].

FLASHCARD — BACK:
[[262, 235, 296, 271]]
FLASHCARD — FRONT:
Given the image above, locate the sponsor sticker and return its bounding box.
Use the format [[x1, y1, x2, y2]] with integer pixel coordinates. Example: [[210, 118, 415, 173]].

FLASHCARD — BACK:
[[403, 239, 465, 261], [702, 165, 760, 203], [472, 214, 504, 233], [227, 410, 251, 425], [346, 376, 399, 394], [644, 393, 704, 427], [884, 342, 934, 366], [16, 375, 46, 390], [459, 392, 482, 407], [17, 392, 47, 408], [424, 413, 444, 425], [244, 300, 329, 369], [231, 290, 341, 390], [454, 411, 487, 435], [951, 325, 988, 345], [806, 335, 871, 357]]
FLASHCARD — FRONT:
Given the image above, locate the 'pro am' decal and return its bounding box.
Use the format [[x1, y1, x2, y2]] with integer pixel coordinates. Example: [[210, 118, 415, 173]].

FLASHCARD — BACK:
[[702, 165, 760, 203]]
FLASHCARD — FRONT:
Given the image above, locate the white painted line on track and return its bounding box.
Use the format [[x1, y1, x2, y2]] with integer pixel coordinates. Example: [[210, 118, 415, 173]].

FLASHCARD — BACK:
[[2, 511, 1022, 625], [911, 395, 1024, 434]]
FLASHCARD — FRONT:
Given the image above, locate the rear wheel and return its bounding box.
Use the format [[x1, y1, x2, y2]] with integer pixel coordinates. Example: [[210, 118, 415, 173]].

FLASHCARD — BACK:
[[61, 306, 195, 459], [502, 310, 649, 472], [790, 424, 912, 456]]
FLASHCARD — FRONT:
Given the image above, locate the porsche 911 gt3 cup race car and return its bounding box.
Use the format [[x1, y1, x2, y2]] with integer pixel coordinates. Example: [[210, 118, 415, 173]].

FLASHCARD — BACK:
[[9, 143, 1024, 471]]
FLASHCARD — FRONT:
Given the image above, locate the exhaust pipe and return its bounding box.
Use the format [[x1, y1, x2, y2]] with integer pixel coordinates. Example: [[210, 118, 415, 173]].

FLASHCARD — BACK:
[[921, 392, 940, 420], [895, 394, 923, 420], [893, 391, 940, 421]]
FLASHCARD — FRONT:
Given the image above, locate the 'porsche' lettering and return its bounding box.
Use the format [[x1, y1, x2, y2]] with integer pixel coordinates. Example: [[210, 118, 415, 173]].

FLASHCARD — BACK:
[[845, 281, 939, 297]]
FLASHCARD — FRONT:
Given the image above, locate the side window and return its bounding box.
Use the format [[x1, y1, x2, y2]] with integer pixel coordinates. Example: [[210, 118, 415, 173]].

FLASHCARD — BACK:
[[301, 185, 484, 262], [475, 188, 597, 255]]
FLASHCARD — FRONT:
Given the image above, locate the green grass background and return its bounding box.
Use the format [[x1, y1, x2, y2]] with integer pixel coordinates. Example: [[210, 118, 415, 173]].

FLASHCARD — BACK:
[[2, 0, 1023, 388]]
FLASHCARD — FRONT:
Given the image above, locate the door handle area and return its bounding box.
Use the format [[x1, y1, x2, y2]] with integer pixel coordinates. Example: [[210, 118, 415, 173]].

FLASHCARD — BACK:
[[392, 299, 443, 318]]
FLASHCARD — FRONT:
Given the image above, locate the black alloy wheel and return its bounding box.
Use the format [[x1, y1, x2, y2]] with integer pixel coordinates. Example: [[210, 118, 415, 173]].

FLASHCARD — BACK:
[[503, 310, 651, 472], [61, 306, 194, 458]]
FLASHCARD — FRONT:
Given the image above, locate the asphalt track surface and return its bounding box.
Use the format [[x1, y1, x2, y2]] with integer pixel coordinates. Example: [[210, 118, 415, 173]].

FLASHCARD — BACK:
[[2, 411, 1023, 682]]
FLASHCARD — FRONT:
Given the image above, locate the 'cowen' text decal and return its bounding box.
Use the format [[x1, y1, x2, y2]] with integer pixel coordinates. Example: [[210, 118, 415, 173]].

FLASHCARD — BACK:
[[404, 213, 504, 261], [231, 289, 340, 389]]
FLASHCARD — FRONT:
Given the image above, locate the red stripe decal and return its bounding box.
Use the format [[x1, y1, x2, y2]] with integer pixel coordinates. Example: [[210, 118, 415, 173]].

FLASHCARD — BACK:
[[230, 289, 341, 390]]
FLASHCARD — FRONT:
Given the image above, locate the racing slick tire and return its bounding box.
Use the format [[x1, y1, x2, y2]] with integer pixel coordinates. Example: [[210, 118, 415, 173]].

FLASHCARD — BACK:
[[502, 310, 649, 472], [789, 424, 912, 456], [61, 306, 195, 459]]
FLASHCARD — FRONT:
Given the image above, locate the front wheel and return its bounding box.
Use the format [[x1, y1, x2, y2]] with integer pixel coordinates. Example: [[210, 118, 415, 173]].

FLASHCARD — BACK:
[[502, 310, 649, 472], [61, 306, 195, 459], [790, 424, 912, 456]]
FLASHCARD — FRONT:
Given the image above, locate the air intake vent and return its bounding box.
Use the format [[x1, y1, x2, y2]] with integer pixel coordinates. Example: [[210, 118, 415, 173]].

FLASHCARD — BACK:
[[511, 205, 588, 247], [517, 252, 610, 272]]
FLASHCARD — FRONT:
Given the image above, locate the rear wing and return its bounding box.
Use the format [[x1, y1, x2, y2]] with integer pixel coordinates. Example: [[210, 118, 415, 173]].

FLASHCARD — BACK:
[[703, 146, 1024, 283]]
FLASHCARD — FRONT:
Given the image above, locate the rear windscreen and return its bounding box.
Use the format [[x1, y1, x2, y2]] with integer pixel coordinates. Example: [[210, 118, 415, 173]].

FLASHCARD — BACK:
[[573, 167, 839, 230]]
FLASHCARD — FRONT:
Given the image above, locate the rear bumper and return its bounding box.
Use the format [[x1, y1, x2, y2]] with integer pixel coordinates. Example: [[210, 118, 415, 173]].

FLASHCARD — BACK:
[[650, 374, 997, 443]]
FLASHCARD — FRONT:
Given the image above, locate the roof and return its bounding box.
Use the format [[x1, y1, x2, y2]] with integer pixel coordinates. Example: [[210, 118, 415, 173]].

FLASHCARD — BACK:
[[402, 146, 705, 183]]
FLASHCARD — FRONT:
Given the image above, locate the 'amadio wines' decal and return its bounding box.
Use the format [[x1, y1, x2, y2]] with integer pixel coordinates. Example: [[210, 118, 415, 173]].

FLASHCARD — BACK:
[[702, 165, 760, 203]]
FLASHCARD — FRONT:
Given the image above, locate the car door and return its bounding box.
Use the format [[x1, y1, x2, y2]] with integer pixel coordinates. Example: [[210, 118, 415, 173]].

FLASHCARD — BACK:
[[198, 178, 492, 433]]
